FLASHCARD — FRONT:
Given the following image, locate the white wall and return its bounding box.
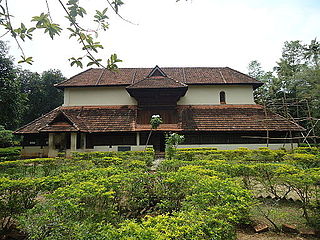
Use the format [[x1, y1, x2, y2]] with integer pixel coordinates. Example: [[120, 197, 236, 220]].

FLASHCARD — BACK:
[[63, 85, 255, 106], [177, 85, 255, 105], [63, 87, 137, 106], [177, 143, 298, 151], [93, 145, 151, 152]]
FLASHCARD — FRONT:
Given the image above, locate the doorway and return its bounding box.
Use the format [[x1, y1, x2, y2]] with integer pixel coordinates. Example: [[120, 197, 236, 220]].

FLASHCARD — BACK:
[[153, 132, 166, 153]]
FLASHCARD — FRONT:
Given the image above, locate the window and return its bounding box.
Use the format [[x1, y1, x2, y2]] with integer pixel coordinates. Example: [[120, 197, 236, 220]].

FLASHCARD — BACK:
[[220, 91, 226, 104]]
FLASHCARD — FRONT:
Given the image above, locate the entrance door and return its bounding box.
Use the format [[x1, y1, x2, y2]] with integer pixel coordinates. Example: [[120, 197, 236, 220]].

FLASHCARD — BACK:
[[153, 132, 166, 153]]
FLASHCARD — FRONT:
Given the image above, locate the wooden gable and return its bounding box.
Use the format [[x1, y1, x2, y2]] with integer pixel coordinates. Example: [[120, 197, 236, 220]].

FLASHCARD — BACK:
[[126, 66, 188, 108]]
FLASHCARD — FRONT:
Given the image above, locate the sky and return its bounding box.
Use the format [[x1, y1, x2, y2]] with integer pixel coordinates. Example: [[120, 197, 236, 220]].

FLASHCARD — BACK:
[[2, 0, 320, 78]]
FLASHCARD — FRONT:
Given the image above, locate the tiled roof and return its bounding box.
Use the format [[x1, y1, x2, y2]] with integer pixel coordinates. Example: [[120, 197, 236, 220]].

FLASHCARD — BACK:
[[55, 67, 263, 89], [15, 106, 136, 134], [126, 76, 187, 89], [180, 105, 304, 132], [15, 105, 304, 134], [40, 122, 79, 132]]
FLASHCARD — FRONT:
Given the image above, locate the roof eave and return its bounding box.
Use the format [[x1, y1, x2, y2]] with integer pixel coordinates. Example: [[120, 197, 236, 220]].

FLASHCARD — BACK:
[[55, 84, 131, 90], [186, 82, 263, 87]]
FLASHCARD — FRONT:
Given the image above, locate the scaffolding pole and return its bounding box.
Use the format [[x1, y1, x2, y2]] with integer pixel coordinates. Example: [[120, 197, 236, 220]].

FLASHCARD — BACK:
[[240, 97, 319, 147]]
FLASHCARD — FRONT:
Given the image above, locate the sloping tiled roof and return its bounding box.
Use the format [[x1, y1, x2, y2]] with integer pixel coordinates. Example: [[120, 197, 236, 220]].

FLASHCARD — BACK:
[[39, 110, 80, 132], [180, 105, 304, 132], [55, 67, 263, 89], [15, 105, 304, 134], [14, 108, 60, 134], [126, 76, 187, 89], [40, 122, 78, 132], [15, 106, 136, 134]]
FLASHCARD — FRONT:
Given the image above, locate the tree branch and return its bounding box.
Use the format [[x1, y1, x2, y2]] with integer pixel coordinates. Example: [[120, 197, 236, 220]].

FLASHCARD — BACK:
[[4, 0, 26, 57], [45, 0, 53, 22], [57, 0, 106, 68], [106, 0, 137, 25]]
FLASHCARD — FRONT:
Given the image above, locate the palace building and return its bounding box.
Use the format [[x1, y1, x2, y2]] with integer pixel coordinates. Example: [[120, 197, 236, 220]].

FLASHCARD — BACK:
[[15, 66, 304, 157]]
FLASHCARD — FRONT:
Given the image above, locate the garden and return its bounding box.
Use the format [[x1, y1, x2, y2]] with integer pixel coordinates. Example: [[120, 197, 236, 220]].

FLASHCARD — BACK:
[[0, 146, 319, 239]]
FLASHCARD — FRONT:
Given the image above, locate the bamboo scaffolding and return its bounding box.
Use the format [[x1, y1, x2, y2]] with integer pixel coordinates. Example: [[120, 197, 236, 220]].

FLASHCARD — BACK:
[[241, 136, 320, 140], [240, 96, 319, 147]]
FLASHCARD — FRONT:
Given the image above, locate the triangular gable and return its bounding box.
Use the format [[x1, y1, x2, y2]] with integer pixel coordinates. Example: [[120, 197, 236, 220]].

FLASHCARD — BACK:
[[147, 65, 167, 78], [39, 110, 79, 132], [50, 111, 75, 126]]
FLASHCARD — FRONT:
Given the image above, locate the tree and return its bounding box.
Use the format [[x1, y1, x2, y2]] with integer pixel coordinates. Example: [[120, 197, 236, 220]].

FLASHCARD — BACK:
[[0, 125, 14, 147], [294, 66, 320, 136], [274, 40, 307, 100], [145, 115, 163, 150], [0, 1, 187, 69], [0, 40, 66, 129], [0, 40, 26, 130], [248, 39, 320, 138], [247, 60, 280, 105], [275, 40, 320, 122], [0, 0, 126, 69], [19, 69, 65, 125], [275, 40, 306, 78], [165, 133, 184, 160], [247, 60, 264, 80], [304, 38, 320, 67]]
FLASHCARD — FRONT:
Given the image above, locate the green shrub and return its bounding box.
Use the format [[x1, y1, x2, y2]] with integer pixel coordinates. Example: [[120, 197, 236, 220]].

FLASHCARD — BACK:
[[5, 147, 320, 239], [0, 177, 41, 232], [284, 153, 320, 168], [0, 126, 14, 148], [165, 133, 184, 160], [177, 147, 218, 151], [294, 147, 320, 155], [72, 150, 154, 166], [0, 147, 21, 161]]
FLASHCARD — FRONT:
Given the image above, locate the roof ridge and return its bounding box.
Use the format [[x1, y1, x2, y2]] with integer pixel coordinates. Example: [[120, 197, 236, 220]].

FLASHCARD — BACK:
[[131, 70, 137, 84], [95, 68, 107, 86], [91, 67, 227, 69], [182, 67, 187, 83], [219, 70, 227, 84]]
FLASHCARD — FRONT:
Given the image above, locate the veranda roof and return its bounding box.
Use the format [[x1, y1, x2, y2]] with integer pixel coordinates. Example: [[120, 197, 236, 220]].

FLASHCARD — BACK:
[[15, 105, 304, 134]]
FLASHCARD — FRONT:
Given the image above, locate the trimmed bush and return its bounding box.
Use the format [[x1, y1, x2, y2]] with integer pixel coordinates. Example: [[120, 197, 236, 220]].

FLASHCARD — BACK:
[[0, 147, 21, 161]]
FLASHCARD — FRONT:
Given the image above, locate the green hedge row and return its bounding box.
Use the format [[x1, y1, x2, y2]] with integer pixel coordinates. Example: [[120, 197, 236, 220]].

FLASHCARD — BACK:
[[0, 147, 21, 161]]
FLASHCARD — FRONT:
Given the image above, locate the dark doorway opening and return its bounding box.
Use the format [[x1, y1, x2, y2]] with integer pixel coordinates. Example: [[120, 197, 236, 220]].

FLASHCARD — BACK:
[[153, 132, 166, 153]]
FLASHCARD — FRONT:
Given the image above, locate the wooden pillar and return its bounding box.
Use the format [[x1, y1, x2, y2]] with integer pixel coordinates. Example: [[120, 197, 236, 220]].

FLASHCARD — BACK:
[[136, 132, 140, 146], [48, 133, 55, 157], [70, 132, 77, 152]]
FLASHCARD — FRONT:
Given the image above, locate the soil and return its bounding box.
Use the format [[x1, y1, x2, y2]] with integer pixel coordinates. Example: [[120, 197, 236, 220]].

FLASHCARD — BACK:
[[1, 228, 318, 240], [237, 229, 319, 240]]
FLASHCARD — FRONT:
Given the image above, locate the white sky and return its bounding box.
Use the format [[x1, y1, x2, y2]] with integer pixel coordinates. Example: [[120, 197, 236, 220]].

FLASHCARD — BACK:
[[2, 0, 320, 78]]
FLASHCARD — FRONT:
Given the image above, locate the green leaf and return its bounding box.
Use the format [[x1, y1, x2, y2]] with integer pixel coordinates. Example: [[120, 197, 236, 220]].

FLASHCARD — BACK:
[[27, 27, 36, 33], [18, 56, 34, 65]]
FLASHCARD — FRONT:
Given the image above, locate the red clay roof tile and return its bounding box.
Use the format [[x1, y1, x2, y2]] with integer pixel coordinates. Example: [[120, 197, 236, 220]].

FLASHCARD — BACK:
[[179, 105, 304, 132], [15, 105, 304, 134], [127, 76, 187, 89], [55, 67, 263, 89]]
